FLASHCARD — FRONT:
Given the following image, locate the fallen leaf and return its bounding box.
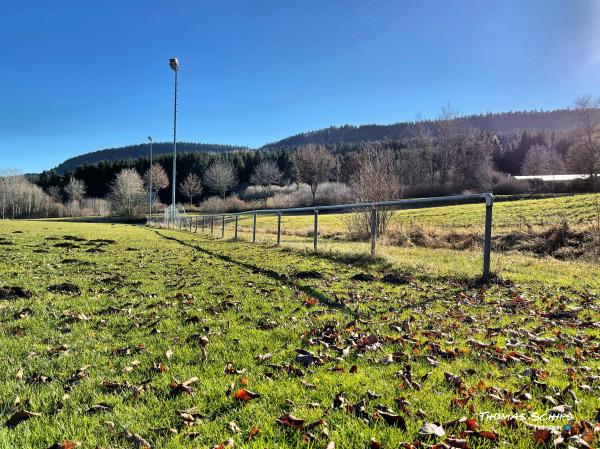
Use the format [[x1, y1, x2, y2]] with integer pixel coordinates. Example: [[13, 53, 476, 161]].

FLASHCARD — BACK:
[[5, 410, 42, 428], [170, 377, 198, 396], [247, 426, 260, 441], [465, 418, 479, 431], [46, 442, 81, 449], [234, 388, 260, 401], [476, 430, 499, 441], [533, 428, 552, 444], [377, 410, 407, 430], [369, 437, 382, 449], [119, 431, 152, 448], [276, 414, 305, 429], [419, 422, 445, 439]]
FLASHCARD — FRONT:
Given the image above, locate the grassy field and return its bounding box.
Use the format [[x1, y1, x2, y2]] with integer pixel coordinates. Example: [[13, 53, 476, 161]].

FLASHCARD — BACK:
[[226, 193, 600, 239], [0, 220, 599, 448]]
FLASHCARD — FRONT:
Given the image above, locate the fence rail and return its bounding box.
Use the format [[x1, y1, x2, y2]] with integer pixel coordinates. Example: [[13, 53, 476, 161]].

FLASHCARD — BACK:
[[148, 193, 494, 280]]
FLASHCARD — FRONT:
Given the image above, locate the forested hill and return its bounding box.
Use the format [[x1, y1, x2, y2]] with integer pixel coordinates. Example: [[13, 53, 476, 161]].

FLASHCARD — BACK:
[[261, 108, 599, 149], [55, 142, 249, 173], [52, 108, 600, 173]]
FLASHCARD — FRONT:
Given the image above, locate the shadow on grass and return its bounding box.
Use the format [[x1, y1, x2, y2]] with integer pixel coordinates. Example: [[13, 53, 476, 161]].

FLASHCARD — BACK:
[[272, 239, 491, 288], [151, 227, 496, 293], [152, 230, 354, 313]]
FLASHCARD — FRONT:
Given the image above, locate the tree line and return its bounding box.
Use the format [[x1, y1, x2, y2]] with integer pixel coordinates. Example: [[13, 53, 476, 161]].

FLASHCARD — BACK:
[[6, 97, 598, 219]]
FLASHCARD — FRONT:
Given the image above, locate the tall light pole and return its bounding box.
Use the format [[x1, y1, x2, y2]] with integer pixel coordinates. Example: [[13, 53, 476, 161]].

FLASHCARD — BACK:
[[169, 58, 179, 213], [148, 136, 153, 218]]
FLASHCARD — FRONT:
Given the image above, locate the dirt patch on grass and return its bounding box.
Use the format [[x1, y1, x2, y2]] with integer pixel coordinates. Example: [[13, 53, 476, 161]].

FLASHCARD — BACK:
[[294, 270, 324, 279], [62, 235, 87, 242], [48, 283, 81, 295], [87, 239, 116, 245], [54, 242, 80, 249], [61, 258, 93, 266], [351, 273, 376, 282], [0, 286, 33, 300], [86, 247, 105, 254], [381, 273, 410, 285]]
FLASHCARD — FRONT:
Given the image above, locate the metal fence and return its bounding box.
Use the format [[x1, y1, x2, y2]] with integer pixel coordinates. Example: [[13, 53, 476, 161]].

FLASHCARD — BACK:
[[148, 193, 494, 280]]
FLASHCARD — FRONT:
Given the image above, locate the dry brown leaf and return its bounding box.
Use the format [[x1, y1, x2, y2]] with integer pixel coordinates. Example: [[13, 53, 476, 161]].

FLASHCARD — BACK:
[[5, 410, 42, 429], [533, 428, 552, 444], [247, 426, 260, 441], [46, 442, 81, 449], [234, 388, 260, 401], [276, 414, 305, 429], [119, 431, 152, 448]]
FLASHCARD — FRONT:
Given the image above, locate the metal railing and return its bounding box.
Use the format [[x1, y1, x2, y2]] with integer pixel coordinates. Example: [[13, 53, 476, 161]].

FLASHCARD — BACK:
[[148, 193, 494, 280]]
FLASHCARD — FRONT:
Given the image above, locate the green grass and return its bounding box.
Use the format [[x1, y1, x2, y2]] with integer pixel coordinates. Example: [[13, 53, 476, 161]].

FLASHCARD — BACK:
[[0, 220, 598, 448]]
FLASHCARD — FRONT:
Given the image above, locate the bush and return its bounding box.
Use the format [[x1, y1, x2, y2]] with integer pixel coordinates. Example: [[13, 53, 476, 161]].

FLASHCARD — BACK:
[[491, 179, 530, 195], [240, 184, 298, 202], [265, 183, 352, 209], [317, 182, 353, 205], [199, 195, 254, 214]]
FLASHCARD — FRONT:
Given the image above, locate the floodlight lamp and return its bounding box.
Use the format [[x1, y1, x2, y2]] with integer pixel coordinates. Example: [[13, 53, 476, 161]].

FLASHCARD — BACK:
[[148, 136, 152, 142], [169, 58, 179, 71]]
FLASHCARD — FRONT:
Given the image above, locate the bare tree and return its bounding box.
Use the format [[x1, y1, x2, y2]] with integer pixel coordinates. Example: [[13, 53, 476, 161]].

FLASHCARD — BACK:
[[64, 177, 86, 203], [204, 161, 238, 198], [64, 177, 86, 216], [47, 185, 62, 203], [567, 95, 600, 190], [250, 160, 282, 203], [450, 132, 495, 191], [291, 144, 336, 205], [109, 168, 146, 217], [412, 117, 436, 186], [143, 164, 169, 200], [180, 173, 203, 205], [436, 104, 462, 186], [0, 170, 65, 219], [521, 144, 565, 176], [575, 95, 600, 144], [348, 145, 403, 237]]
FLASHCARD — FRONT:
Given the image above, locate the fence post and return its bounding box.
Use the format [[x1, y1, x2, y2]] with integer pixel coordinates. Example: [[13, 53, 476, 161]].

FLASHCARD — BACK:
[[195, 217, 198, 233], [221, 215, 225, 238], [370, 206, 377, 257], [482, 194, 494, 281], [234, 215, 238, 241], [211, 216, 214, 235], [313, 209, 318, 252], [202, 217, 205, 232], [277, 211, 282, 246], [252, 213, 257, 242]]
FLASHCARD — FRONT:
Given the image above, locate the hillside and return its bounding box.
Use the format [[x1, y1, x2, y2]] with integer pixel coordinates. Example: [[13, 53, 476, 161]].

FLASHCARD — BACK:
[[50, 108, 599, 174], [55, 142, 249, 173], [262, 108, 597, 149]]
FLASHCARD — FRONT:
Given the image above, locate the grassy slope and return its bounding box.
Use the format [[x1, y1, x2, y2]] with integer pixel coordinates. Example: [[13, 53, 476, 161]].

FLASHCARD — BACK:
[[0, 221, 598, 448], [228, 193, 600, 237]]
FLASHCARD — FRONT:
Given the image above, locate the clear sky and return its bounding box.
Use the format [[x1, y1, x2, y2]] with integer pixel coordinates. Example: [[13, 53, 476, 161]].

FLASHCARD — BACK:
[[1, 0, 599, 172]]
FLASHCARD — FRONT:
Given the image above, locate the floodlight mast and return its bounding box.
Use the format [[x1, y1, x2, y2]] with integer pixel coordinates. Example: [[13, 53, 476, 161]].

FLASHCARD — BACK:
[[169, 58, 179, 214], [148, 136, 153, 218]]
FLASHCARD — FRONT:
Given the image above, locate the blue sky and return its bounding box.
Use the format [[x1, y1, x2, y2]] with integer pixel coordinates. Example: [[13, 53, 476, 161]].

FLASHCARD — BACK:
[[0, 0, 599, 172]]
